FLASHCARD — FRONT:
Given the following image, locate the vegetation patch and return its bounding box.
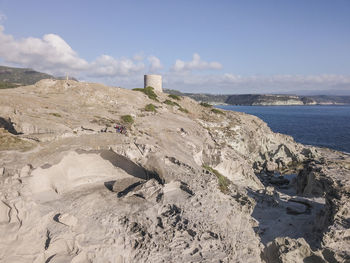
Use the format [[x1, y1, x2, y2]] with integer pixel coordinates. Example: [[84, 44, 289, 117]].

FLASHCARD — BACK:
[[49, 113, 62, 118], [0, 128, 34, 151], [0, 65, 54, 85], [145, 104, 157, 112], [200, 102, 212, 108], [121, 115, 134, 124], [179, 107, 189, 113], [211, 108, 225, 115], [163, 100, 189, 113], [132, 86, 158, 101], [0, 82, 19, 89], [163, 99, 180, 107], [203, 165, 231, 194], [91, 116, 114, 127], [168, 94, 181, 101]]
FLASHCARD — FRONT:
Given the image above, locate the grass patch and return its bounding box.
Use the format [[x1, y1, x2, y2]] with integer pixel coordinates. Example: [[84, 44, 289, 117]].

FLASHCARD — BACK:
[[49, 113, 62, 118], [0, 129, 34, 151], [200, 102, 212, 108], [168, 94, 181, 101], [132, 86, 158, 101], [90, 116, 114, 127], [179, 107, 189, 113], [163, 100, 189, 113], [203, 165, 231, 194], [0, 82, 19, 89], [145, 104, 157, 112], [211, 108, 224, 115], [163, 99, 180, 107], [121, 115, 134, 124]]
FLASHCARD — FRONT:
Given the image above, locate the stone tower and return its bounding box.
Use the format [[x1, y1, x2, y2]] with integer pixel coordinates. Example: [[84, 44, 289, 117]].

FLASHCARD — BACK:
[[144, 75, 162, 92]]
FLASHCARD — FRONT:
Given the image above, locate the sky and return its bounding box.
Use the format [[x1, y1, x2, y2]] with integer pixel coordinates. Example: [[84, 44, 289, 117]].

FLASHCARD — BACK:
[[0, 0, 349, 94]]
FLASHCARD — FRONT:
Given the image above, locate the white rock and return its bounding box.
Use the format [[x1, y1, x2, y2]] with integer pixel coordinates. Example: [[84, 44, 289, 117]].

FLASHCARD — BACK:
[[0, 201, 10, 223], [58, 213, 78, 227], [20, 164, 32, 178]]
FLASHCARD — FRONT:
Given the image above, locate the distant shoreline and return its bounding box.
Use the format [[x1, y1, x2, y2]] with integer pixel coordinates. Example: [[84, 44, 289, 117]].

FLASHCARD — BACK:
[[218, 104, 350, 154], [213, 103, 350, 107], [164, 90, 350, 106]]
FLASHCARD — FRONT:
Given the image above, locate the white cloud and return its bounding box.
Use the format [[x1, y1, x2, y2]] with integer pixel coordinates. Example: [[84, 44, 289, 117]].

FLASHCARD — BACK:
[[0, 26, 88, 75], [0, 26, 348, 94], [148, 55, 163, 72], [172, 53, 222, 72], [0, 12, 6, 22], [89, 55, 144, 77], [0, 26, 144, 77], [163, 73, 350, 94]]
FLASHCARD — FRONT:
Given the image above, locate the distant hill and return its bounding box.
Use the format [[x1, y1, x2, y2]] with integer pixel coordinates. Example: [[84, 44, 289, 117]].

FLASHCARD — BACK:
[[164, 89, 350, 106], [0, 65, 77, 89]]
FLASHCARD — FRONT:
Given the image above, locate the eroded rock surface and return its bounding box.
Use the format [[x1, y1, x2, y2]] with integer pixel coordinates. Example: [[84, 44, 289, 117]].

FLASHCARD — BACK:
[[0, 80, 348, 262]]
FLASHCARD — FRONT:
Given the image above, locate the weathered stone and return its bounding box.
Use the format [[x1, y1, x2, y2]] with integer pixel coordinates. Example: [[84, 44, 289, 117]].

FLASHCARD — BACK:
[[0, 79, 347, 262]]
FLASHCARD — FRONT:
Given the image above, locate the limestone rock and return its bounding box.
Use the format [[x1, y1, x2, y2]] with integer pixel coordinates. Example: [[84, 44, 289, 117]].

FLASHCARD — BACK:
[[264, 237, 326, 263], [0, 80, 348, 262], [20, 164, 32, 178], [57, 213, 78, 227], [0, 201, 10, 223]]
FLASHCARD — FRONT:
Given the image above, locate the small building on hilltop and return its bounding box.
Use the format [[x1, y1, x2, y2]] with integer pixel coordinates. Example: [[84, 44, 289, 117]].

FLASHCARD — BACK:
[[144, 75, 162, 92]]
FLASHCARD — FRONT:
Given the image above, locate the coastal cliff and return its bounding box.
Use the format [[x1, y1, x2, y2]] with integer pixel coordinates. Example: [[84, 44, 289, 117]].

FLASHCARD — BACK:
[[165, 90, 350, 106], [0, 80, 349, 262]]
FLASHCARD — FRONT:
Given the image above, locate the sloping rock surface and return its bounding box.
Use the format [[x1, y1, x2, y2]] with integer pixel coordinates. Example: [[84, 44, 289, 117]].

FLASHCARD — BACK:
[[0, 80, 348, 262]]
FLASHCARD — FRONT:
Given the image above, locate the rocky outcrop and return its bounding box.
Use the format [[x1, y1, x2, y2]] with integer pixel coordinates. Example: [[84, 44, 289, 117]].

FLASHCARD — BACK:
[[0, 80, 348, 262], [296, 150, 350, 262], [264, 237, 326, 263]]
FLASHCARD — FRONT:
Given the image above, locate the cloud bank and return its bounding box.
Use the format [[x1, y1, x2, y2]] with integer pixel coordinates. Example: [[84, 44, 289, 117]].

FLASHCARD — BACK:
[[0, 26, 349, 94], [0, 26, 147, 77], [164, 73, 350, 94], [171, 53, 222, 72], [0, 12, 6, 22]]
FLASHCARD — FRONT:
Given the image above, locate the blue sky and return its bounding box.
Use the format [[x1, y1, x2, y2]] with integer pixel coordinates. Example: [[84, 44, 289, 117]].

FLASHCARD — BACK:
[[0, 0, 349, 94]]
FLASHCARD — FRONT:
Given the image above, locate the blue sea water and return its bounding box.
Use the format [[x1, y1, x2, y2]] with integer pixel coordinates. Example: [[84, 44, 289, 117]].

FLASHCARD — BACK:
[[217, 105, 350, 153]]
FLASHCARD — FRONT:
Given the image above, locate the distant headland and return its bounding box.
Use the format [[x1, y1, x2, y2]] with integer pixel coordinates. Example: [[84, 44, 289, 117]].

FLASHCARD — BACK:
[[165, 90, 350, 106]]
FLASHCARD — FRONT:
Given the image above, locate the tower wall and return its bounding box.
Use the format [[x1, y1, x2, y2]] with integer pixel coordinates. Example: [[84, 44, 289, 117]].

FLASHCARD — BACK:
[[144, 75, 162, 92]]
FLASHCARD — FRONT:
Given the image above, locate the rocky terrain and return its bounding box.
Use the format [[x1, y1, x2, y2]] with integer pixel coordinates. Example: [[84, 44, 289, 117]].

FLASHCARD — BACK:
[[0, 79, 349, 262]]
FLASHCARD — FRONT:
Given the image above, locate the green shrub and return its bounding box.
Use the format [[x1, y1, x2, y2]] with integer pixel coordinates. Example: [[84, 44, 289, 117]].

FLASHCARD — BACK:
[[168, 94, 181, 100], [0, 82, 18, 89], [179, 107, 189, 113], [203, 165, 231, 194], [145, 104, 157, 112], [49, 113, 62, 118], [200, 102, 212, 108], [163, 99, 189, 113], [211, 108, 224, 115], [121, 115, 134, 124], [163, 99, 180, 107], [132, 86, 158, 101]]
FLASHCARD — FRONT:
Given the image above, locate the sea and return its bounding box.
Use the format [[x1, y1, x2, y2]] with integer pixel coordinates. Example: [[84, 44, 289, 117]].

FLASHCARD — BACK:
[[216, 105, 350, 154]]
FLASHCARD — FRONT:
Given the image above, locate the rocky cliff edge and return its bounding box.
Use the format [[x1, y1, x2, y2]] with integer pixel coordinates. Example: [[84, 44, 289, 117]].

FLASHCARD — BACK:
[[0, 79, 348, 262]]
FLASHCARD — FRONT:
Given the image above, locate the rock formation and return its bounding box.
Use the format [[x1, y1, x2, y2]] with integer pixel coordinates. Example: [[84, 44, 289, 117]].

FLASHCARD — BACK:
[[0, 79, 348, 262]]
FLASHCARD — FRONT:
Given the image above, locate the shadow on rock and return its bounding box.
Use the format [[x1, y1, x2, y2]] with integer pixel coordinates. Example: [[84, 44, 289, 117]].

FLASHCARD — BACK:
[[248, 173, 326, 251], [0, 117, 20, 135]]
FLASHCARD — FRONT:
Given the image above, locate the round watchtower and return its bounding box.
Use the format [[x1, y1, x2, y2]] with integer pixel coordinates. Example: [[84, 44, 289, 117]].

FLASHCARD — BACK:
[[144, 75, 162, 92]]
